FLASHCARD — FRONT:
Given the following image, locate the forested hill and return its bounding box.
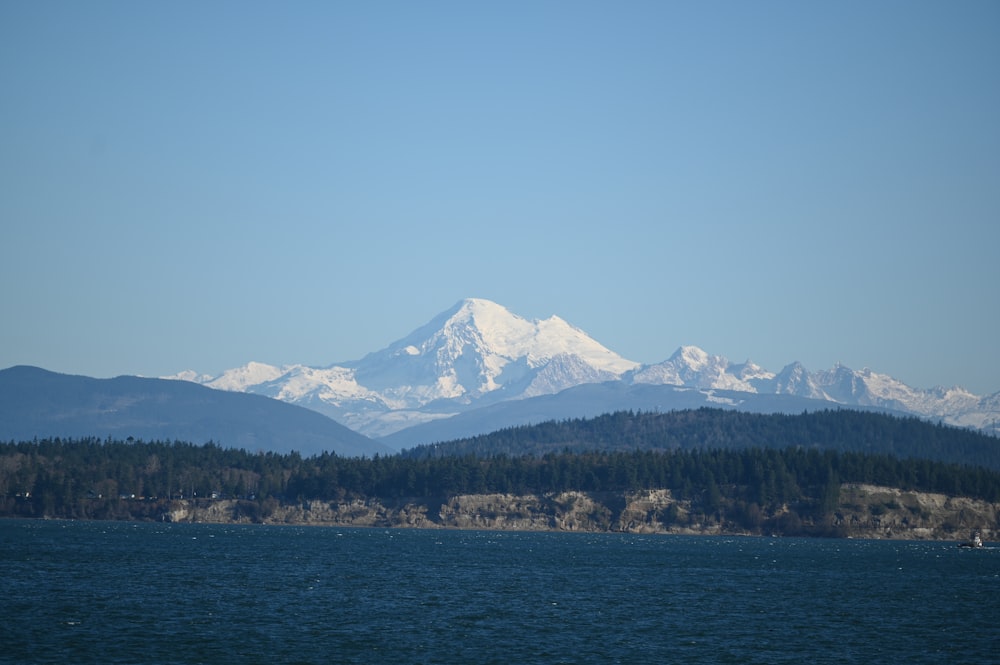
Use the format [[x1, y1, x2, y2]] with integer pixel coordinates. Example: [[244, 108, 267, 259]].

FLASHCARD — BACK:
[[403, 408, 1000, 470], [3, 437, 999, 537]]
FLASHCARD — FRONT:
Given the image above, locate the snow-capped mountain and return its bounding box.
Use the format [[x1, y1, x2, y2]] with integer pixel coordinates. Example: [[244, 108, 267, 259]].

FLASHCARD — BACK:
[[630, 346, 775, 393], [347, 298, 636, 404], [170, 299, 639, 436], [168, 298, 1000, 441], [623, 345, 994, 430]]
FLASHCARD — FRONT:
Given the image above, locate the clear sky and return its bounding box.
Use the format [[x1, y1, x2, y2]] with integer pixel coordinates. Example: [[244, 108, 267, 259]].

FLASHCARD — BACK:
[[2, 1, 998, 395]]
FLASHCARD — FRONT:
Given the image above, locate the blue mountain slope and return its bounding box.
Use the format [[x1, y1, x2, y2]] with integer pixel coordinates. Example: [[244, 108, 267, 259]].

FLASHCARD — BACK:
[[0, 366, 387, 457]]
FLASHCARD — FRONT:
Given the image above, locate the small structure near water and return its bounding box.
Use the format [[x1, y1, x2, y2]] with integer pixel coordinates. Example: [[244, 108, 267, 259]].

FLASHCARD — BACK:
[[958, 530, 984, 548]]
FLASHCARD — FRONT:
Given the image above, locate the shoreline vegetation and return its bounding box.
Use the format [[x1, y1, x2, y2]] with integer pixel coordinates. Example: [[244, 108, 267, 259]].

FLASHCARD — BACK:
[[3, 419, 998, 541]]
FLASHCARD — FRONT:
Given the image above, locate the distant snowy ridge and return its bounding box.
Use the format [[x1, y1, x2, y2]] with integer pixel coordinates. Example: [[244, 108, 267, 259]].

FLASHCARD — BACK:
[[167, 298, 999, 438], [626, 349, 993, 431]]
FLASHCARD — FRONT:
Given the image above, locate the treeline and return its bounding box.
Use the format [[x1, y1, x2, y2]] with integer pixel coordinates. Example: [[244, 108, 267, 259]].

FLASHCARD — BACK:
[[405, 408, 1000, 470], [1, 435, 998, 523]]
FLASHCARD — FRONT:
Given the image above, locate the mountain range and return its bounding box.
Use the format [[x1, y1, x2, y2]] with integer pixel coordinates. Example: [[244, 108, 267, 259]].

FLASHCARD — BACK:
[[168, 298, 999, 448]]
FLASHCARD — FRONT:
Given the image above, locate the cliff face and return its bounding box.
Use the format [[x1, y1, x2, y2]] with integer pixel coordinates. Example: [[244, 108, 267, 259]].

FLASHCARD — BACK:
[[161, 485, 998, 542], [834, 484, 999, 540]]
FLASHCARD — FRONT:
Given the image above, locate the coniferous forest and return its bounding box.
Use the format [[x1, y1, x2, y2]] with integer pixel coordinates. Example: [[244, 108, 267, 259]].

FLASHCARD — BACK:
[[2, 409, 998, 534], [405, 408, 1000, 469]]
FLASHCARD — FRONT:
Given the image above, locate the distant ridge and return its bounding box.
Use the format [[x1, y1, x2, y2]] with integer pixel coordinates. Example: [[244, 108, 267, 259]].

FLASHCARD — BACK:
[[401, 408, 1000, 471], [0, 366, 388, 457]]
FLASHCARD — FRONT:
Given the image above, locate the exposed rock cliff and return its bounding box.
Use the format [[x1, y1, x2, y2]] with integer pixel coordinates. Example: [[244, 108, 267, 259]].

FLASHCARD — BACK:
[[833, 484, 999, 540], [161, 485, 998, 542]]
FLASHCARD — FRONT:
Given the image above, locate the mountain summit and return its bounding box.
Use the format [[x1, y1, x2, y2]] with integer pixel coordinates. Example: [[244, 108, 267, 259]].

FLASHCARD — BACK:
[[350, 298, 637, 402], [169, 298, 999, 444], [180, 299, 639, 437]]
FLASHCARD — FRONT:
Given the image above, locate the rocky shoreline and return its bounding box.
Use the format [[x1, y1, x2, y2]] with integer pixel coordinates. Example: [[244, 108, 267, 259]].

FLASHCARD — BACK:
[[162, 484, 997, 542]]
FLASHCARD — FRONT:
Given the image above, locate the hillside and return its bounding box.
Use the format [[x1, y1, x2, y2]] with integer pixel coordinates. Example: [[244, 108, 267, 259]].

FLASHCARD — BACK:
[[0, 366, 387, 457], [403, 408, 1000, 470]]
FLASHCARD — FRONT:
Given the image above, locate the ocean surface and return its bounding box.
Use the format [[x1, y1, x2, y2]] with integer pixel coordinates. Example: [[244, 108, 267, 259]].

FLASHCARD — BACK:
[[2, 520, 998, 664]]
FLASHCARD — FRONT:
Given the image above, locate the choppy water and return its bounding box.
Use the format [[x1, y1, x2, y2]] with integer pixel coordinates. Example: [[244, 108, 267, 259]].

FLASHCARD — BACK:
[[2, 519, 998, 664]]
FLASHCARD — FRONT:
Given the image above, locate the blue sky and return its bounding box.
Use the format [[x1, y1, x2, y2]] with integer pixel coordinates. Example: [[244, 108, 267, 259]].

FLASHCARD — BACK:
[[2, 1, 998, 394]]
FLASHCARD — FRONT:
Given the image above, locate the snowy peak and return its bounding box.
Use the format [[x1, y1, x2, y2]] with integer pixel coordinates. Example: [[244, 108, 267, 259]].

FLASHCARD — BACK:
[[676, 345, 711, 372], [385, 298, 541, 371], [353, 298, 638, 404], [773, 362, 828, 400], [380, 298, 634, 373], [205, 361, 287, 392], [630, 345, 775, 393], [440, 297, 531, 345], [814, 364, 877, 405]]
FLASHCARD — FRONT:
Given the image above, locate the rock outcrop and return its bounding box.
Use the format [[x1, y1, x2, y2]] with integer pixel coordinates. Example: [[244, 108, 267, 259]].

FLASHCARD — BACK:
[[833, 484, 999, 540], [160, 485, 998, 542]]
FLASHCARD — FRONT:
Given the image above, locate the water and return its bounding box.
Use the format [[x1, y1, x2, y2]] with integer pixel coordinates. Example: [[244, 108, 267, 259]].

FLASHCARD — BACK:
[[2, 520, 998, 664]]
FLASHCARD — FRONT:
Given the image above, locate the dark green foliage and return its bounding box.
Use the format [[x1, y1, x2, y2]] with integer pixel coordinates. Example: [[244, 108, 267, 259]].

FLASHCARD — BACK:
[[2, 409, 998, 535], [2, 427, 999, 529], [404, 408, 1000, 470]]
